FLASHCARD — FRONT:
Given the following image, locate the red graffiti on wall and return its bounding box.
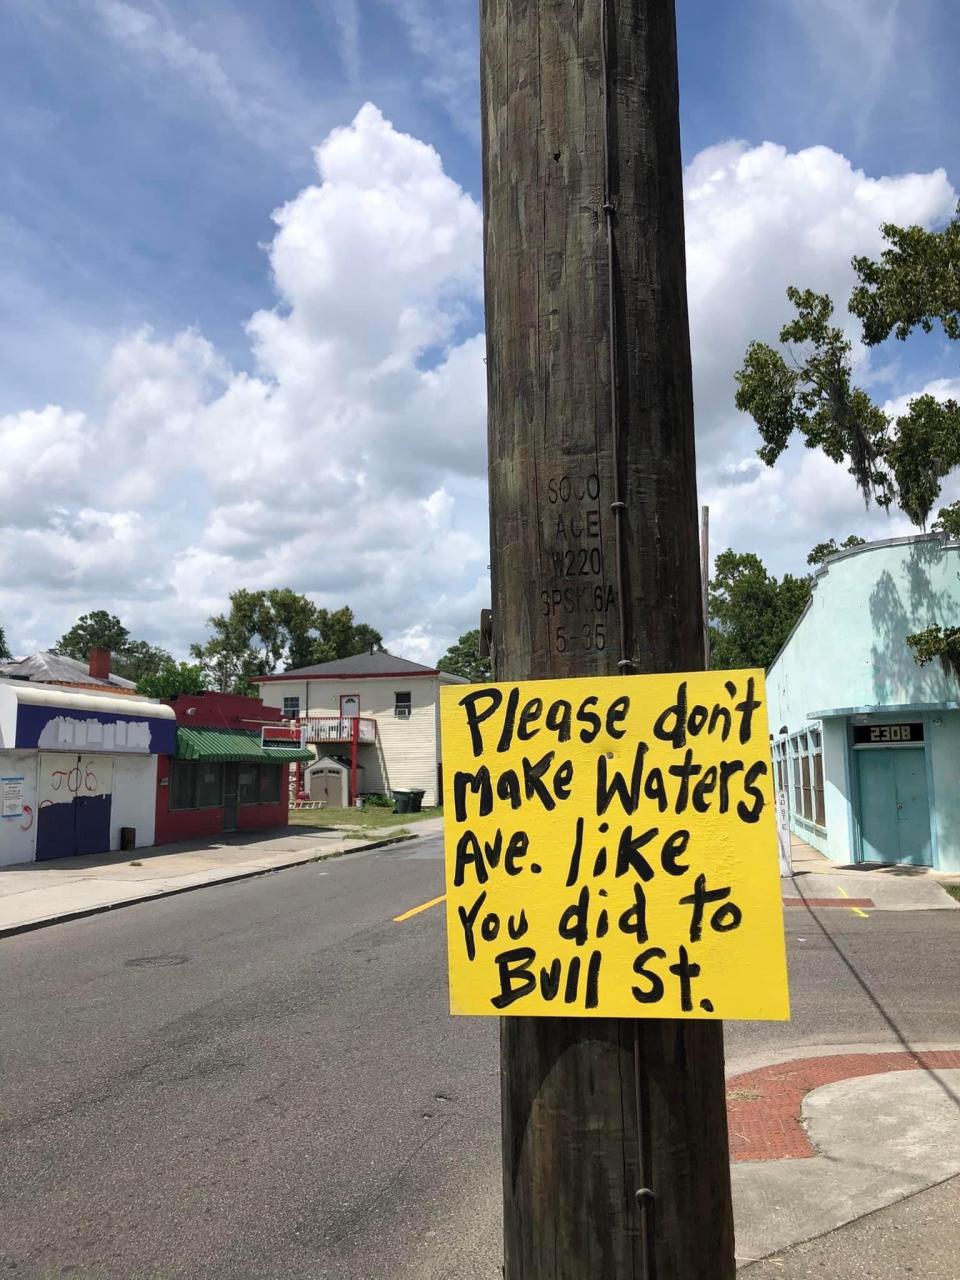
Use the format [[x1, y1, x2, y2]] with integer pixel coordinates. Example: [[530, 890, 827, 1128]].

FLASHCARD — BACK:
[[20, 804, 33, 832], [49, 765, 101, 795]]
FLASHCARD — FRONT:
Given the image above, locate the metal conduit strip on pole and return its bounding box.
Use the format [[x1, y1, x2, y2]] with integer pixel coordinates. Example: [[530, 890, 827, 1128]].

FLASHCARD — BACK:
[[601, 0, 656, 1274]]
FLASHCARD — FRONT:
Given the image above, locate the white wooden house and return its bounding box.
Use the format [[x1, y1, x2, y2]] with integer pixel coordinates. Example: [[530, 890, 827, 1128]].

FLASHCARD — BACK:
[[252, 651, 467, 807]]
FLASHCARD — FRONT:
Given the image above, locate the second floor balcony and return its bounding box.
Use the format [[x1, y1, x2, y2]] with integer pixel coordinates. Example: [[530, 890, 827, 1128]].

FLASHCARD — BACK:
[[291, 716, 378, 746]]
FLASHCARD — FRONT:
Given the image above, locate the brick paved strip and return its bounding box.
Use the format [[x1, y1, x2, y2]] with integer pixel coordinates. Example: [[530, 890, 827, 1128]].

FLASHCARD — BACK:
[[727, 1050, 960, 1162], [782, 897, 875, 908]]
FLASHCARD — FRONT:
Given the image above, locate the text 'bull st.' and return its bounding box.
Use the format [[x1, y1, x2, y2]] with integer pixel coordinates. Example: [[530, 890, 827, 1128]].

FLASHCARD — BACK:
[[440, 671, 790, 1022]]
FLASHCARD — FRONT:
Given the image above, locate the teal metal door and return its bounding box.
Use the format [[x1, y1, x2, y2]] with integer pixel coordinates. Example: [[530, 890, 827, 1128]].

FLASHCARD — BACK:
[[857, 749, 932, 866], [892, 750, 932, 864]]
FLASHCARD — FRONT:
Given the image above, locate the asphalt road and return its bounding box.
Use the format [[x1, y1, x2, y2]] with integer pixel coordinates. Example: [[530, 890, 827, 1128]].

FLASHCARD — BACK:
[[2, 836, 959, 1279], [1, 836, 500, 1280], [727, 887, 960, 1072]]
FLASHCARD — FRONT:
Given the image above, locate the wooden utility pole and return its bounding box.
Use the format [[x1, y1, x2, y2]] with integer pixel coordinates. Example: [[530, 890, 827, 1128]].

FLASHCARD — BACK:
[[702, 505, 711, 668], [481, 1, 735, 1276]]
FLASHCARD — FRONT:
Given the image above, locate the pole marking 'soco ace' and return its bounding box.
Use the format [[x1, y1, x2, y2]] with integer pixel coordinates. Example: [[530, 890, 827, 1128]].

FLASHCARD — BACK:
[[441, 671, 790, 1020], [539, 472, 617, 655]]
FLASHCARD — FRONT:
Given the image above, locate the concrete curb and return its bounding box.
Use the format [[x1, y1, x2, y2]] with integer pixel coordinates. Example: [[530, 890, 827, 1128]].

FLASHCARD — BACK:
[[728, 1049, 960, 1162], [726, 1040, 960, 1078], [0, 832, 418, 941]]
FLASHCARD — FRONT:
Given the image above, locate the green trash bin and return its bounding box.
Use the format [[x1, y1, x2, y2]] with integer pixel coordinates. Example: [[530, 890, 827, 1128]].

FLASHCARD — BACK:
[[409, 789, 425, 813], [393, 789, 414, 814]]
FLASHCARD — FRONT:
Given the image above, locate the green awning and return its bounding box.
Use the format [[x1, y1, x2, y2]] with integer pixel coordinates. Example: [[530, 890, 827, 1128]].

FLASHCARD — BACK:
[[174, 726, 313, 764]]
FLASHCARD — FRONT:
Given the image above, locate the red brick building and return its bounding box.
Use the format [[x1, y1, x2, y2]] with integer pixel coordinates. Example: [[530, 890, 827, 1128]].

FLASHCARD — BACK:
[[155, 692, 312, 843]]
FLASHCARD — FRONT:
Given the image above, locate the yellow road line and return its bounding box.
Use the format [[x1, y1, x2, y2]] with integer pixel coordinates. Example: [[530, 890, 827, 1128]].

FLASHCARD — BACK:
[[836, 884, 869, 917], [394, 894, 446, 923]]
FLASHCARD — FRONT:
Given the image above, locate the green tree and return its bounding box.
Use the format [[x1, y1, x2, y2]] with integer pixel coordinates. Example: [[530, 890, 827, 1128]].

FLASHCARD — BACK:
[[905, 623, 960, 682], [735, 288, 892, 508], [191, 590, 383, 693], [736, 206, 960, 530], [438, 629, 491, 682], [850, 205, 960, 344], [708, 550, 811, 671], [0, 625, 10, 660], [807, 534, 866, 567], [136, 661, 209, 700], [932, 504, 960, 538], [189, 636, 256, 696], [312, 606, 383, 665], [113, 639, 174, 684], [55, 611, 130, 661], [54, 612, 173, 682], [886, 395, 960, 527]]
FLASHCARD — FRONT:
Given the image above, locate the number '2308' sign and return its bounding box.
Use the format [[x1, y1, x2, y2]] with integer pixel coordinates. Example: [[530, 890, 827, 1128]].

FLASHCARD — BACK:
[[852, 722, 924, 746]]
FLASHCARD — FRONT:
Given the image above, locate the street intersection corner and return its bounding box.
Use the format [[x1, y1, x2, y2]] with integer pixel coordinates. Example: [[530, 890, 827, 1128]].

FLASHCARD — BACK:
[[728, 1051, 960, 1265]]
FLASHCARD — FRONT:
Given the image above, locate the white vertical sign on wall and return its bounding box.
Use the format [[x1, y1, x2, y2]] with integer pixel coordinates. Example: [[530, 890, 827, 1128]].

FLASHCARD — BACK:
[[777, 787, 792, 877]]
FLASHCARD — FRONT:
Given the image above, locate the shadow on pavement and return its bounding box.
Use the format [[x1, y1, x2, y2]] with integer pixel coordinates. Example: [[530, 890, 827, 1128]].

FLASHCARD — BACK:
[[791, 874, 960, 1113]]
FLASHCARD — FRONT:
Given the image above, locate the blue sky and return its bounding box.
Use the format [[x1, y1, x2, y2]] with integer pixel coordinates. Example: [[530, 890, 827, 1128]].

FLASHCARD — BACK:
[[1, 0, 958, 660]]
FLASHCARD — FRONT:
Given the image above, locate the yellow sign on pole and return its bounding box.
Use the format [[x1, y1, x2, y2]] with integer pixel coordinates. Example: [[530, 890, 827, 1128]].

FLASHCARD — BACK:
[[441, 670, 789, 1020]]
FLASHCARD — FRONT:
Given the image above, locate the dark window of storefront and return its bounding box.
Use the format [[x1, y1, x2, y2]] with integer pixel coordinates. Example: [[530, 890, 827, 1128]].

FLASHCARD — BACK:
[[238, 767, 258, 806], [800, 755, 812, 821], [234, 764, 284, 806], [197, 765, 223, 809], [812, 753, 825, 827], [786, 727, 826, 832], [259, 764, 282, 804], [773, 740, 787, 795], [171, 762, 224, 810], [170, 761, 198, 810]]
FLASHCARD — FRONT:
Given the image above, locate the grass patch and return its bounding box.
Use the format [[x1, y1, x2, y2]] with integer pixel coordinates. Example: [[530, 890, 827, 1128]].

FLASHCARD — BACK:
[[288, 805, 442, 831], [945, 885, 960, 903]]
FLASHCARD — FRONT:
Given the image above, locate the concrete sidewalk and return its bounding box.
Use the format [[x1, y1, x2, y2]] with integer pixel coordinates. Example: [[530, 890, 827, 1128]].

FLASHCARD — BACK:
[[732, 843, 960, 1270], [788, 834, 959, 910], [741, 1173, 960, 1278], [0, 816, 445, 937]]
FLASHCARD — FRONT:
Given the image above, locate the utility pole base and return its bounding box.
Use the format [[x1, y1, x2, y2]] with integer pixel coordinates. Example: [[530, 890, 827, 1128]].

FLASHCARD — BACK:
[[502, 1018, 734, 1279]]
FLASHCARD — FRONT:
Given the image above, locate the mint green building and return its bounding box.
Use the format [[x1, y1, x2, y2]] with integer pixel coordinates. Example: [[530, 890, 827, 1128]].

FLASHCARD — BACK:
[[766, 534, 960, 872]]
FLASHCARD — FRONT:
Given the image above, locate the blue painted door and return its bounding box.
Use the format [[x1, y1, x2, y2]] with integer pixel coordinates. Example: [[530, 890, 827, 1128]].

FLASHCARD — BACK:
[[857, 749, 932, 866], [35, 800, 77, 861], [75, 794, 113, 856], [35, 754, 114, 861]]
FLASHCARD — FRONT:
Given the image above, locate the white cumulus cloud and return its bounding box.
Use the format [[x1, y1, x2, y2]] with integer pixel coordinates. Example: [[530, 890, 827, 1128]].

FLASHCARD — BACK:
[[0, 110, 955, 661], [687, 140, 956, 574], [0, 104, 488, 661]]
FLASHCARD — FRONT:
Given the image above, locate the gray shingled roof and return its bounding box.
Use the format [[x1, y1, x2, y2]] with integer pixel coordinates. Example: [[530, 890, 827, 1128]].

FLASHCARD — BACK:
[[0, 651, 135, 689], [270, 650, 439, 678]]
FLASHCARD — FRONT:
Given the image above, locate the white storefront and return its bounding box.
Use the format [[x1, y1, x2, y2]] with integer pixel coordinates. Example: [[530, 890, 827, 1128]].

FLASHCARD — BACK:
[[0, 683, 175, 867]]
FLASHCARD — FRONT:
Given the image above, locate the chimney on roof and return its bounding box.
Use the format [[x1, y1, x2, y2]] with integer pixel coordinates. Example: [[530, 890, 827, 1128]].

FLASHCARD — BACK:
[[88, 647, 111, 681]]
